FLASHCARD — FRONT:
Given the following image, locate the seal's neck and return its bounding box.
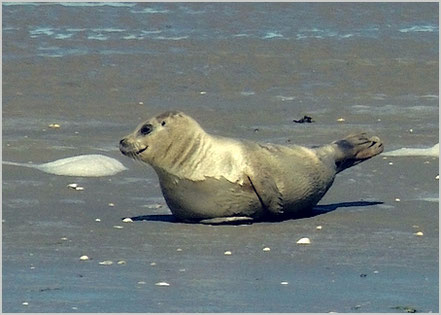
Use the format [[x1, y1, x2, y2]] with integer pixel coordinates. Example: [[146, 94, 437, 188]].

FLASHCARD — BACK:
[[150, 126, 209, 178], [152, 131, 246, 183]]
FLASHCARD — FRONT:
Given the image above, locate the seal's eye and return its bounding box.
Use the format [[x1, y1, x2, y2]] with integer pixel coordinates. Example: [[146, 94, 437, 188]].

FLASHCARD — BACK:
[[140, 124, 153, 135], [161, 121, 166, 126]]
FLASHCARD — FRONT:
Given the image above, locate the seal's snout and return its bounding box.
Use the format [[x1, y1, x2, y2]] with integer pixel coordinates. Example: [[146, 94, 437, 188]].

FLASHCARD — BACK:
[[119, 137, 149, 157], [119, 138, 130, 156], [332, 133, 384, 173]]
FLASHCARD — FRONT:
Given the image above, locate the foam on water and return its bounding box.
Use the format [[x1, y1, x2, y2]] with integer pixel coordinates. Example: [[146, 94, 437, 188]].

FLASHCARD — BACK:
[[57, 2, 136, 7], [87, 34, 109, 41], [3, 2, 136, 7], [130, 8, 170, 14], [399, 25, 438, 33], [262, 32, 284, 39], [3, 154, 128, 177], [155, 35, 189, 41], [29, 27, 55, 37], [123, 35, 143, 40], [92, 28, 126, 33], [382, 143, 439, 157], [417, 197, 439, 203], [5, 3, 435, 60], [54, 33, 74, 40]]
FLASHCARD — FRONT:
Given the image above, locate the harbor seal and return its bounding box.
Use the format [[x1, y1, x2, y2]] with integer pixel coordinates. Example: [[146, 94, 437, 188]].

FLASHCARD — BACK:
[[119, 111, 383, 223]]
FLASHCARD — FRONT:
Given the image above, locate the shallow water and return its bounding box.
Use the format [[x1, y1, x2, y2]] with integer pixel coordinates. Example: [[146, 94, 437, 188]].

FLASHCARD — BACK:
[[3, 3, 439, 58], [2, 3, 439, 313]]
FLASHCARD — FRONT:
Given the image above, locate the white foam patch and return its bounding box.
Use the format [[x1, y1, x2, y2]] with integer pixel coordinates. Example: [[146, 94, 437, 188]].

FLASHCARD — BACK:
[[130, 8, 169, 14], [382, 143, 439, 157], [417, 197, 439, 203], [262, 32, 284, 39], [87, 34, 109, 41], [154, 36, 189, 41], [399, 25, 438, 33], [3, 154, 127, 177]]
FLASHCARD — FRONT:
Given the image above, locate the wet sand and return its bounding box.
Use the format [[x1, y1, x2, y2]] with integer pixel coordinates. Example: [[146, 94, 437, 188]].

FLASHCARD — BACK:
[[2, 155, 438, 312], [2, 3, 439, 313]]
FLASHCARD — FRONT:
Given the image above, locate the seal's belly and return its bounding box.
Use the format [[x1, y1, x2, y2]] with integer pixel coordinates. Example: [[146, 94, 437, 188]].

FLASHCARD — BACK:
[[158, 175, 263, 221]]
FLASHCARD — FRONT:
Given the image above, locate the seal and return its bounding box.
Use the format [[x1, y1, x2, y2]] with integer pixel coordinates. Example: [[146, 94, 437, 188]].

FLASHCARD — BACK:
[[119, 111, 383, 223]]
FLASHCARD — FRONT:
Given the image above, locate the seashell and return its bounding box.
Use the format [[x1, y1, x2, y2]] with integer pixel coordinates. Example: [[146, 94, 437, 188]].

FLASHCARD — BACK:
[[137, 281, 146, 285], [436, 175, 439, 180], [108, 203, 115, 207], [316, 225, 323, 230], [48, 123, 61, 128], [395, 198, 401, 202], [296, 237, 311, 245], [113, 225, 123, 229], [79, 255, 89, 261], [67, 183, 78, 189], [414, 231, 424, 236], [117, 260, 126, 265], [95, 218, 101, 222], [22, 302, 29, 306], [280, 281, 289, 285], [262, 247, 271, 251], [122, 218, 133, 223], [224, 251, 232, 255], [336, 118, 345, 122], [98, 260, 113, 266]]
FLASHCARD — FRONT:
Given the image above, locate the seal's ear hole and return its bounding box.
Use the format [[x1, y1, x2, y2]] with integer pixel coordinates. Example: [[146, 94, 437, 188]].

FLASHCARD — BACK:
[[161, 121, 166, 126]]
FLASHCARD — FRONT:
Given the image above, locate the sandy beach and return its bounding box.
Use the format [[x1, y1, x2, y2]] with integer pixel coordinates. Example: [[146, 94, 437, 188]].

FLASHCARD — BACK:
[[2, 3, 439, 312]]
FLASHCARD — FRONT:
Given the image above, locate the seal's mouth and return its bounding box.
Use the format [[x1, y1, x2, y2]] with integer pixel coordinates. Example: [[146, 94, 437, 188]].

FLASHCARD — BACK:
[[136, 146, 148, 154], [119, 138, 148, 158]]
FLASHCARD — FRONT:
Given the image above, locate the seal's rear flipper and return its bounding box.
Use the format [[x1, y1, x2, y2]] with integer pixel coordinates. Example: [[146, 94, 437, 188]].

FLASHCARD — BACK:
[[333, 133, 384, 173], [199, 216, 254, 225]]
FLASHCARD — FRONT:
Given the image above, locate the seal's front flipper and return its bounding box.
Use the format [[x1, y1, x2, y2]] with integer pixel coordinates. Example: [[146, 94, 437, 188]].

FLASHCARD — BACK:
[[333, 133, 384, 173], [246, 174, 284, 216], [199, 216, 254, 225]]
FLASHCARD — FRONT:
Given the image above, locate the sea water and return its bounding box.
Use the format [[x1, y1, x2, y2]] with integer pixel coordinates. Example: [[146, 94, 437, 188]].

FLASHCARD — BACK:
[[3, 3, 438, 58]]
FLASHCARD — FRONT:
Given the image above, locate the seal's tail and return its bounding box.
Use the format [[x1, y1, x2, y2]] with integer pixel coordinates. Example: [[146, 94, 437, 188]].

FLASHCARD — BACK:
[[332, 133, 383, 173]]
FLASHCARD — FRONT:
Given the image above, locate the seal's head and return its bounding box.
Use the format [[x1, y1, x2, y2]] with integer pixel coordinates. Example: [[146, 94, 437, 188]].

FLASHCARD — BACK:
[[119, 110, 204, 169]]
